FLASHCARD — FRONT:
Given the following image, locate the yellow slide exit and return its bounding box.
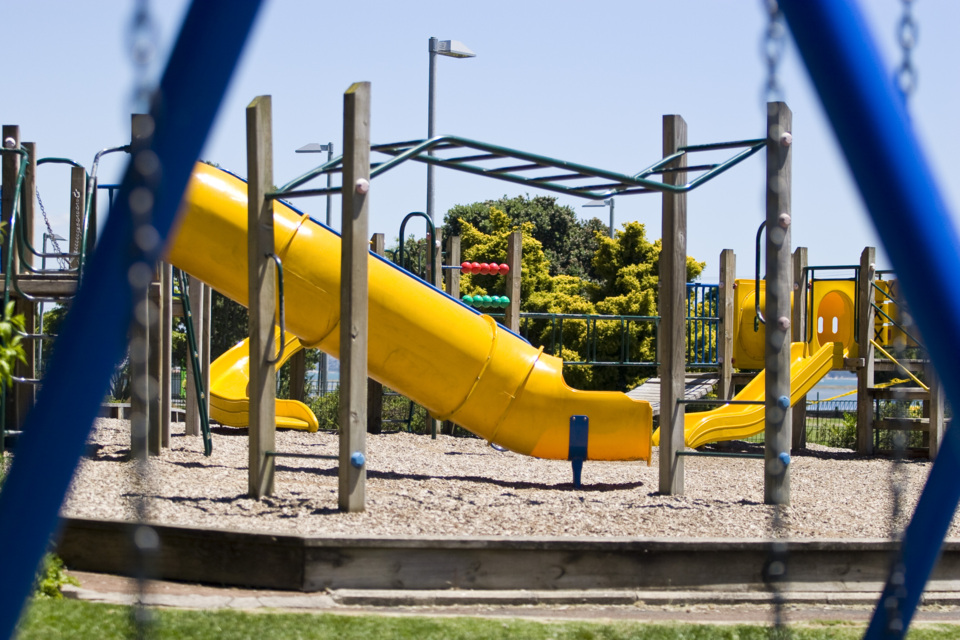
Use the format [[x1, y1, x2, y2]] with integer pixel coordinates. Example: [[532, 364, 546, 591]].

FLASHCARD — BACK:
[[166, 164, 652, 462], [652, 341, 843, 449]]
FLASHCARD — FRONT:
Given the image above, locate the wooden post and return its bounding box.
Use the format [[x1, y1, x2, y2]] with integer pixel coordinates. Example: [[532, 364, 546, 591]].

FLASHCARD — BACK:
[[339, 82, 370, 513], [185, 275, 205, 437], [367, 233, 385, 435], [927, 364, 944, 459], [20, 142, 35, 274], [147, 276, 162, 455], [659, 114, 687, 496], [160, 262, 172, 446], [202, 282, 211, 423], [289, 353, 306, 402], [246, 95, 277, 499], [504, 231, 522, 334], [856, 246, 876, 455], [445, 235, 461, 299], [1, 125, 20, 275], [69, 167, 85, 270], [717, 249, 736, 401], [791, 246, 808, 452], [764, 101, 792, 506]]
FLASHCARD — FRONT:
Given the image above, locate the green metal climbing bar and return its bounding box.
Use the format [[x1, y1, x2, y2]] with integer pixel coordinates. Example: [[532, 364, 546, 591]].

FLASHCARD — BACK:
[[272, 134, 766, 202]]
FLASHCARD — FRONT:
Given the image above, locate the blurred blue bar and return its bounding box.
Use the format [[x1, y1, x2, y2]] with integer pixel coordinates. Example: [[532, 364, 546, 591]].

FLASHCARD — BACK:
[[779, 1, 960, 637], [0, 2, 263, 637]]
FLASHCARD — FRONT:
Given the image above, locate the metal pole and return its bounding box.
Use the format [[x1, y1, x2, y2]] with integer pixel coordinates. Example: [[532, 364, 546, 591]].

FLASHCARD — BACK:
[[426, 37, 438, 234], [608, 198, 615, 238]]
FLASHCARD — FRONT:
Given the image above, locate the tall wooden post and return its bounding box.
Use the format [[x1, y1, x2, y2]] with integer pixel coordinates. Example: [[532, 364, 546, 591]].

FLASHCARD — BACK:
[[1, 125, 20, 275], [185, 275, 205, 437], [19, 142, 35, 274], [659, 114, 687, 496], [764, 102, 792, 506], [856, 246, 876, 455], [791, 246, 808, 452], [147, 277, 162, 455], [927, 364, 944, 459], [246, 95, 277, 499], [367, 233, 385, 435], [717, 249, 736, 401], [339, 82, 370, 513], [69, 167, 85, 270], [445, 235, 461, 299], [160, 262, 173, 447], [504, 231, 522, 334]]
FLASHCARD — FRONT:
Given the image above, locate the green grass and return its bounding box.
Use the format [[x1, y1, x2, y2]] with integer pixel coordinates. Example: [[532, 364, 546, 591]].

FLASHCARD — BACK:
[[14, 599, 960, 639]]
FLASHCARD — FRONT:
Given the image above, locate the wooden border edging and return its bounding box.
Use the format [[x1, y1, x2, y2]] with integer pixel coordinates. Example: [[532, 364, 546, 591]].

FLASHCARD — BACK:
[[55, 517, 960, 593]]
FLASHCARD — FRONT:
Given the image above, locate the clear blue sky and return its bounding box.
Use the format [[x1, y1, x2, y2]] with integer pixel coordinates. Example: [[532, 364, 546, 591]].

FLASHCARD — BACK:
[[5, 1, 959, 281]]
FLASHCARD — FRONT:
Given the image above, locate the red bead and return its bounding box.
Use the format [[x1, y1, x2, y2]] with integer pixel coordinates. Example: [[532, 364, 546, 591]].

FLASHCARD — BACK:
[[470, 262, 481, 274], [460, 261, 471, 272], [480, 262, 491, 275], [499, 263, 510, 274], [488, 263, 500, 275]]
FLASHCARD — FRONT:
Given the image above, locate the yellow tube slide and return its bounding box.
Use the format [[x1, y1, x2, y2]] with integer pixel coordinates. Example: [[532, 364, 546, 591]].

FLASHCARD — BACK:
[[166, 164, 652, 461], [652, 341, 843, 449], [208, 328, 319, 432]]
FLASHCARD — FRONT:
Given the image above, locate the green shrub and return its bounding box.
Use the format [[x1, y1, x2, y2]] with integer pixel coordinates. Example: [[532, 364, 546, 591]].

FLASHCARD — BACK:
[[822, 412, 857, 449], [34, 554, 79, 599]]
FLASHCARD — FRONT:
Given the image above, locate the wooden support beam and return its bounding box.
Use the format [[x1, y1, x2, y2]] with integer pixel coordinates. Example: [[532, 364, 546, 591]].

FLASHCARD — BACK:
[[764, 102, 792, 506], [147, 277, 162, 455], [339, 82, 370, 513], [185, 275, 206, 437], [69, 167, 85, 271], [160, 262, 173, 447], [367, 233, 385, 435], [20, 142, 36, 274], [791, 246, 808, 452], [246, 95, 277, 499], [927, 363, 945, 459], [659, 114, 687, 496], [1, 125, 20, 275], [856, 246, 876, 455], [504, 231, 522, 334], [717, 249, 735, 401], [445, 235, 461, 300]]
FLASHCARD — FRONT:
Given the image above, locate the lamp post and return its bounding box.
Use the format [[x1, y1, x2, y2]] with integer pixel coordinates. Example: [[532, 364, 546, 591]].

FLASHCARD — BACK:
[[427, 37, 475, 284], [582, 198, 616, 238], [295, 142, 334, 227], [295, 142, 334, 396]]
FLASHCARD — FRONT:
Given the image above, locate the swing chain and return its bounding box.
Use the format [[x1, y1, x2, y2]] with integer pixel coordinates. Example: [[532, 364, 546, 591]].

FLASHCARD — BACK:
[[127, 0, 159, 112], [896, 0, 918, 100], [762, 0, 787, 104], [34, 186, 70, 270]]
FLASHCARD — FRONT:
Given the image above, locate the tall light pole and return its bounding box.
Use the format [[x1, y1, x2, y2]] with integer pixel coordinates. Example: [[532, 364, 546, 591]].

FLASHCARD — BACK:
[[296, 142, 334, 227], [295, 142, 334, 396], [427, 37, 475, 283], [582, 198, 616, 238]]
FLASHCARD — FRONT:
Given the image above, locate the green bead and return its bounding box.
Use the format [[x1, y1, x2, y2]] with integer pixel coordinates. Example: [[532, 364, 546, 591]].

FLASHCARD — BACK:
[[482, 295, 493, 306], [500, 296, 510, 308], [462, 295, 474, 305]]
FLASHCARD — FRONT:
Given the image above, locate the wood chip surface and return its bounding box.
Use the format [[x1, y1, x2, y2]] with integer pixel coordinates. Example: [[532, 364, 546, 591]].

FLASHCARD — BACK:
[[59, 418, 956, 540]]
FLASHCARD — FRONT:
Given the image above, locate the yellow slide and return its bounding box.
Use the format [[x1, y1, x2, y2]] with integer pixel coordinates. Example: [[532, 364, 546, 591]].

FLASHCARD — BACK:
[[208, 329, 319, 432], [652, 341, 843, 449], [165, 163, 652, 461]]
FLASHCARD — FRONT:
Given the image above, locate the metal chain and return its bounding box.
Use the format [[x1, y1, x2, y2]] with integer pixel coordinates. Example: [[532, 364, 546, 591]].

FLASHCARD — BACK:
[[896, 0, 918, 102], [33, 187, 70, 270], [762, 0, 787, 104], [126, 1, 161, 638]]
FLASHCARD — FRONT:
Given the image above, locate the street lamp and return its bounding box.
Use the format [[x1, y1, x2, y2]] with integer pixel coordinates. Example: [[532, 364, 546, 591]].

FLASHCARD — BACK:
[[295, 142, 334, 227], [426, 37, 475, 284], [582, 198, 616, 238], [295, 142, 334, 396]]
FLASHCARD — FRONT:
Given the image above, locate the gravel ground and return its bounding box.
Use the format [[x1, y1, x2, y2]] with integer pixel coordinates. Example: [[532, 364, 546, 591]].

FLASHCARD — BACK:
[[60, 418, 956, 539]]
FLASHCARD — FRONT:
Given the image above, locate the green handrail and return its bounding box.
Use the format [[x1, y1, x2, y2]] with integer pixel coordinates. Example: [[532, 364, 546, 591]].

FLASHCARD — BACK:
[[175, 268, 212, 456]]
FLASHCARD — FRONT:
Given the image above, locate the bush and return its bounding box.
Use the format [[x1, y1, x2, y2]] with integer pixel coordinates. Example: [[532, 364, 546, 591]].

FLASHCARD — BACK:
[[34, 553, 79, 599], [822, 412, 857, 449]]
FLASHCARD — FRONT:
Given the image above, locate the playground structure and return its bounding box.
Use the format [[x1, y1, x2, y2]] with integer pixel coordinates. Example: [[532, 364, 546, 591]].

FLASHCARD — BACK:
[[0, 1, 956, 638]]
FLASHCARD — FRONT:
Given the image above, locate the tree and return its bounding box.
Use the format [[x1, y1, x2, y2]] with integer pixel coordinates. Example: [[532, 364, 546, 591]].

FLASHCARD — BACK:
[[448, 205, 706, 392], [444, 195, 603, 281]]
